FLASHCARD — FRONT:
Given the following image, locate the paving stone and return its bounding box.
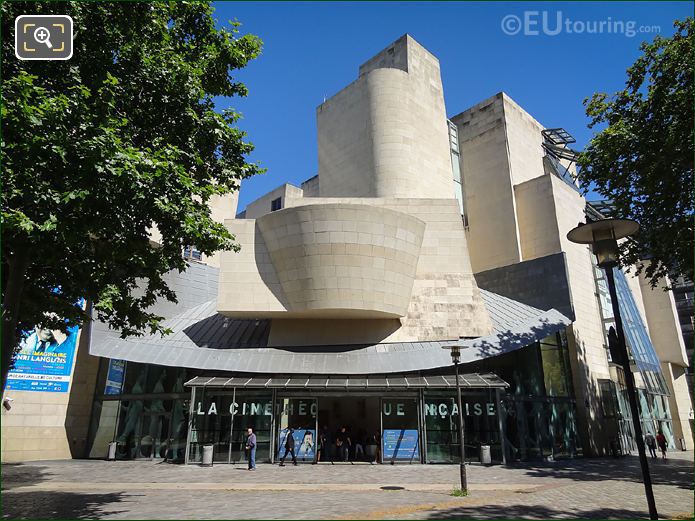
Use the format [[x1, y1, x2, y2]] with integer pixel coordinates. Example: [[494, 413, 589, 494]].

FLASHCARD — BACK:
[[2, 452, 692, 519]]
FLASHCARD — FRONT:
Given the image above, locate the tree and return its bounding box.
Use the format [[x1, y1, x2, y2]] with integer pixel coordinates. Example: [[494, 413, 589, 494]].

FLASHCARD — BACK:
[[578, 18, 694, 286], [1, 2, 263, 389]]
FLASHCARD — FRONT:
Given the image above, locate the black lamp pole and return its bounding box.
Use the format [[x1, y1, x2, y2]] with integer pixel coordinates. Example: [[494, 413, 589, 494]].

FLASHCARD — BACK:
[[454, 356, 467, 493], [604, 267, 658, 520], [443, 344, 468, 494], [567, 218, 657, 520]]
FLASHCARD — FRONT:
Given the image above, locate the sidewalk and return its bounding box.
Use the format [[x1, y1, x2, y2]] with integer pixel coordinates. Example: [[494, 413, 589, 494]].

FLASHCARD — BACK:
[[3, 451, 693, 519]]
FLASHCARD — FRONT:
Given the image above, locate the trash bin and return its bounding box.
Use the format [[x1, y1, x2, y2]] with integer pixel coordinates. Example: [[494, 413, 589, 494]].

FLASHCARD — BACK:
[[107, 441, 117, 461], [202, 444, 214, 467], [480, 444, 491, 465]]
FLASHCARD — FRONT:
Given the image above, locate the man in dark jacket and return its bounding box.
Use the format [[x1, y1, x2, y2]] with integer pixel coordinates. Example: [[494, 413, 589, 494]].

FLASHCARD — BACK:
[[279, 427, 298, 466]]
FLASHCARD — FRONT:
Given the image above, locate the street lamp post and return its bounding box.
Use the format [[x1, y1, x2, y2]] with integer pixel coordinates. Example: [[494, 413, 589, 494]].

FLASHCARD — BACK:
[[442, 343, 467, 494], [567, 218, 658, 520]]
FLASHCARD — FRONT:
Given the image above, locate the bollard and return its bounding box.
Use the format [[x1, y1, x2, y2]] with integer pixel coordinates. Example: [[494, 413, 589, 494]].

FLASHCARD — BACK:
[[107, 441, 117, 461], [480, 444, 491, 465], [202, 444, 214, 466]]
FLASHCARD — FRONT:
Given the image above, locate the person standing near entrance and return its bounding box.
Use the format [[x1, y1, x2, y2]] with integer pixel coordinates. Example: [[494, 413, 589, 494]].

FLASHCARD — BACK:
[[656, 429, 668, 459], [317, 425, 332, 464], [245, 427, 257, 471], [354, 429, 366, 461], [279, 428, 297, 466], [336, 426, 351, 461], [645, 432, 657, 459], [374, 430, 382, 464]]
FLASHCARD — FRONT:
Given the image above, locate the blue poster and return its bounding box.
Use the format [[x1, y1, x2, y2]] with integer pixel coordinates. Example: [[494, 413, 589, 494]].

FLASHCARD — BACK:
[[277, 428, 316, 461], [383, 429, 420, 461], [104, 359, 126, 395], [6, 324, 80, 393]]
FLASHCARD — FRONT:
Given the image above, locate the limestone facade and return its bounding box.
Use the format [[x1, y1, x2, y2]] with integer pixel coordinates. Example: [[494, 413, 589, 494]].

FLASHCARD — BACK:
[[450, 91, 693, 454], [218, 35, 492, 345], [317, 35, 454, 200], [3, 33, 690, 463], [638, 272, 692, 449]]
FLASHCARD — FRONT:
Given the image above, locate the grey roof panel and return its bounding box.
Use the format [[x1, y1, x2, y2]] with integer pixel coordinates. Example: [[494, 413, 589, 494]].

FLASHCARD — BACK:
[[91, 273, 571, 375]]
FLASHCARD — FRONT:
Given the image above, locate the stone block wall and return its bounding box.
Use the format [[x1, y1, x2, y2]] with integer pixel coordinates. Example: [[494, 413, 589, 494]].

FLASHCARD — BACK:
[[474, 252, 574, 320], [219, 197, 492, 343], [256, 203, 426, 318], [1, 324, 100, 462]]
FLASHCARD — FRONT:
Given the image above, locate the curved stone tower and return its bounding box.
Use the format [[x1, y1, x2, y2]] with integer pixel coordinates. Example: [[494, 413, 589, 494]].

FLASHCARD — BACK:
[[317, 35, 454, 200]]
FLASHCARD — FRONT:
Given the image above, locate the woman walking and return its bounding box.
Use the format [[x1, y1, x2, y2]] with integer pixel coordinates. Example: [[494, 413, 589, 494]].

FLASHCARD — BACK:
[[655, 430, 668, 460]]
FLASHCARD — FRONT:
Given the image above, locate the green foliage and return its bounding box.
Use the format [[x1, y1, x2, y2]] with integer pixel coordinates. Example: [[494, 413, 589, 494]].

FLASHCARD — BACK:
[[450, 487, 469, 497], [1, 2, 262, 350], [577, 19, 694, 286]]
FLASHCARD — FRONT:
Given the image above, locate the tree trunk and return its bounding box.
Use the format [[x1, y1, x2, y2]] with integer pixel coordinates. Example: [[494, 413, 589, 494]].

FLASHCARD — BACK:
[[2, 248, 30, 392]]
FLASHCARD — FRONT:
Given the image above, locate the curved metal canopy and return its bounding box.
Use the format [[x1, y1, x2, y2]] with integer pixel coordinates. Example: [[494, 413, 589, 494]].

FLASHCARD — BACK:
[[90, 290, 571, 375]]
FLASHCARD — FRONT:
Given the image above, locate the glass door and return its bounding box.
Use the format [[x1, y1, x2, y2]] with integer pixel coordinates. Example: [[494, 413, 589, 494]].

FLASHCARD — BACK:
[[275, 397, 318, 463], [187, 388, 234, 464], [381, 397, 420, 463], [136, 399, 171, 459]]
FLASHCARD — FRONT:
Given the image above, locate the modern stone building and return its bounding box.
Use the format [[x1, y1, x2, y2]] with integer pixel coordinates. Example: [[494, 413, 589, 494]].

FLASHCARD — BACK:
[[2, 35, 691, 464]]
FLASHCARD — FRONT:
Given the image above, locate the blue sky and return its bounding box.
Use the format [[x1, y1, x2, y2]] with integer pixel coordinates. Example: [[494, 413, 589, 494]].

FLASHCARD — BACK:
[[213, 2, 691, 210]]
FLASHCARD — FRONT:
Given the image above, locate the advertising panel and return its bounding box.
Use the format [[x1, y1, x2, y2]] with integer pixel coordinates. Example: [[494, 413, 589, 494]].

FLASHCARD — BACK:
[[6, 322, 81, 393], [104, 359, 126, 395], [277, 428, 316, 461], [382, 429, 419, 461]]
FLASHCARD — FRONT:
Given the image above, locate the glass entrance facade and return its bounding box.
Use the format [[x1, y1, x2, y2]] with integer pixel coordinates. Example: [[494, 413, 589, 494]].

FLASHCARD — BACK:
[[462, 331, 581, 461], [86, 361, 193, 462], [187, 388, 273, 464], [592, 262, 676, 450], [86, 333, 581, 465]]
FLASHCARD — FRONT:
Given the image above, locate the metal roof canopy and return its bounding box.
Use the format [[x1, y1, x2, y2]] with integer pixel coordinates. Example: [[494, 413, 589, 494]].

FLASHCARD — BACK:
[[184, 373, 508, 389]]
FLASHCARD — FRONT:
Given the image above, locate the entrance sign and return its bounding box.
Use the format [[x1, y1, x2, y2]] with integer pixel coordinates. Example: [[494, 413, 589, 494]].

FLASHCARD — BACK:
[[383, 429, 419, 460], [195, 400, 273, 416], [424, 400, 496, 417]]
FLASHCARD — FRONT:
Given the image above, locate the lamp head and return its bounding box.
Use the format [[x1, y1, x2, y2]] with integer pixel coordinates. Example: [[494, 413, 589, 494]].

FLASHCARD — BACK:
[[566, 218, 639, 268], [442, 344, 462, 363]]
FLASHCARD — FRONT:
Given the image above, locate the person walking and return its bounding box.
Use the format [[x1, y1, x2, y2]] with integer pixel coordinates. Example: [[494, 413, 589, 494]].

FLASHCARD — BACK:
[[245, 427, 257, 471], [645, 432, 657, 459], [279, 427, 298, 466], [655, 429, 668, 460]]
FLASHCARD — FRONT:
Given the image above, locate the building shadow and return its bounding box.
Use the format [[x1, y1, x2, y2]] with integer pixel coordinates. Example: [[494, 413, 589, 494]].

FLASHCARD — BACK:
[[1, 464, 50, 491], [421, 503, 657, 520], [513, 454, 694, 491], [2, 490, 127, 520]]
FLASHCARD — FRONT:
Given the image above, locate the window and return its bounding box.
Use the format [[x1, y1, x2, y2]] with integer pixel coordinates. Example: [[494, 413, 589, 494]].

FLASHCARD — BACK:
[[599, 379, 618, 418], [447, 120, 468, 226], [270, 197, 282, 212], [183, 246, 202, 262]]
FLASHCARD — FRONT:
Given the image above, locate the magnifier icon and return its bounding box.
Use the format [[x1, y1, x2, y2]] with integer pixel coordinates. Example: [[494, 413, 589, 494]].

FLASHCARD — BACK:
[[33, 26, 53, 49]]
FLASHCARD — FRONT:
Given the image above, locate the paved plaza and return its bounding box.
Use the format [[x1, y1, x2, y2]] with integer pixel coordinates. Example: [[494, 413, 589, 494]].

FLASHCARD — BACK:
[[2, 452, 693, 520]]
